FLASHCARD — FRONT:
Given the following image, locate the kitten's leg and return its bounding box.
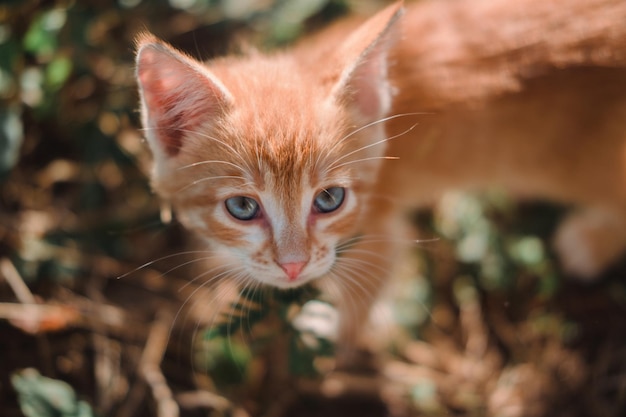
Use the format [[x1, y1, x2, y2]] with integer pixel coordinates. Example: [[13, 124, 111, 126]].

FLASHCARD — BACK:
[[334, 240, 397, 369], [553, 205, 626, 279], [332, 204, 410, 368]]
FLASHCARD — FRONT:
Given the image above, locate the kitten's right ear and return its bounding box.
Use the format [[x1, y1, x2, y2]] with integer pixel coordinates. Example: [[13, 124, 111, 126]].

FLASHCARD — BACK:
[[330, 2, 403, 123], [135, 34, 232, 163]]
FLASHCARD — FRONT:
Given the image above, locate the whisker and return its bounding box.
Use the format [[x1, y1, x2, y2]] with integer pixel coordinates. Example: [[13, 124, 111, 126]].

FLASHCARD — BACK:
[[336, 234, 438, 251], [168, 263, 246, 369], [116, 250, 215, 279], [144, 126, 255, 174], [197, 274, 244, 338], [313, 113, 423, 171], [176, 175, 252, 193], [328, 156, 400, 171], [176, 160, 248, 172], [319, 277, 354, 322], [186, 269, 250, 371], [335, 254, 438, 327], [329, 265, 377, 301], [335, 257, 388, 279], [327, 113, 424, 159], [326, 269, 371, 319], [221, 274, 259, 377], [242, 279, 264, 340], [190, 129, 257, 175], [327, 122, 419, 170], [335, 250, 392, 266], [178, 261, 228, 292], [172, 266, 240, 334]]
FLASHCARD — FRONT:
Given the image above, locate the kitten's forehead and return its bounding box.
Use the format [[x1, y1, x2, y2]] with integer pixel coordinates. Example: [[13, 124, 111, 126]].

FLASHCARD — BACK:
[[213, 56, 345, 141], [248, 119, 350, 195], [193, 56, 357, 196]]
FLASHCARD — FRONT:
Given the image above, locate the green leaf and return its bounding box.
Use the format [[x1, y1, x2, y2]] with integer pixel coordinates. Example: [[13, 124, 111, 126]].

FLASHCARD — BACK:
[[197, 336, 251, 386], [11, 368, 95, 417], [23, 9, 67, 58], [46, 56, 73, 90], [0, 28, 19, 97], [509, 236, 545, 266], [0, 105, 23, 176], [268, 0, 332, 44]]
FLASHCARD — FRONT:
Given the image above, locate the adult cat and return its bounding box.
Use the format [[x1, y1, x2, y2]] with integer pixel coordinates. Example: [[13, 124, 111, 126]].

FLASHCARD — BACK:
[[135, 0, 626, 348]]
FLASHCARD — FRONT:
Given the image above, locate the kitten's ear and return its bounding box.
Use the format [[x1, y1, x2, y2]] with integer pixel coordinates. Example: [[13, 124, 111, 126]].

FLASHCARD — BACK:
[[331, 2, 403, 122], [135, 34, 232, 162]]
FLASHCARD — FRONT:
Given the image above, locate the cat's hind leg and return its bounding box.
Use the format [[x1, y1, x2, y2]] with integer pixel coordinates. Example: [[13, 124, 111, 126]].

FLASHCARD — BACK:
[[553, 205, 626, 279]]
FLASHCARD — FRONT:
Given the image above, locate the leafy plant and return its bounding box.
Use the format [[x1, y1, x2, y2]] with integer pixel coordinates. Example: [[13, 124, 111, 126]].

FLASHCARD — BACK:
[[11, 368, 95, 417]]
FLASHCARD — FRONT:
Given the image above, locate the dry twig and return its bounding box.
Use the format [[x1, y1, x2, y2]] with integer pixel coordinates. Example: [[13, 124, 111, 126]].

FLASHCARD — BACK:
[[140, 309, 179, 417]]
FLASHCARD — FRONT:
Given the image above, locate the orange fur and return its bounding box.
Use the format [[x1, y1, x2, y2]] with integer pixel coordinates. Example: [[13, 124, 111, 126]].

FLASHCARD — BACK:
[[135, 0, 626, 352]]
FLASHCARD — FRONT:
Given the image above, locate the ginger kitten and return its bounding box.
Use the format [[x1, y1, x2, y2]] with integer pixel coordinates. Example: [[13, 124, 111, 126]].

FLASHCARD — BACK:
[[135, 1, 626, 346]]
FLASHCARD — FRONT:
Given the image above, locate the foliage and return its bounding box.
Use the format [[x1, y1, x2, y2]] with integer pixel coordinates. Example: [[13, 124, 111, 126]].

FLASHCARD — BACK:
[[429, 191, 563, 294], [201, 285, 336, 389], [11, 368, 95, 417]]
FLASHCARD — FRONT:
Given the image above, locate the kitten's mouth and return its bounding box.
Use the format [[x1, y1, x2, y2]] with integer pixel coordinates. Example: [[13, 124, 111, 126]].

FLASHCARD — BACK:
[[272, 275, 315, 289], [271, 267, 331, 289]]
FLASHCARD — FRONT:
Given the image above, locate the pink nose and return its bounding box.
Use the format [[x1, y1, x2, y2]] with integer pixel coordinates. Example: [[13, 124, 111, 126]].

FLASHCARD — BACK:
[[280, 262, 307, 281]]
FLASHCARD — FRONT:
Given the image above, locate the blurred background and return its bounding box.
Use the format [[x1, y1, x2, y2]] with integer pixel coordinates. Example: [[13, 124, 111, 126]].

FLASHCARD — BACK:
[[1, 1, 626, 416]]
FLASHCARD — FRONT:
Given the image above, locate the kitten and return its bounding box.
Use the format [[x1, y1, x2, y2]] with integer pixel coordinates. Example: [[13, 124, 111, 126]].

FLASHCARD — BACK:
[[136, 0, 626, 347]]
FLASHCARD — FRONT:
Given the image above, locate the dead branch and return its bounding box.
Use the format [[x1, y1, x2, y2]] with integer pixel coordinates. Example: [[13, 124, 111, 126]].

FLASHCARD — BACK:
[[1, 258, 36, 304], [0, 302, 81, 333], [175, 390, 232, 413], [140, 309, 179, 417]]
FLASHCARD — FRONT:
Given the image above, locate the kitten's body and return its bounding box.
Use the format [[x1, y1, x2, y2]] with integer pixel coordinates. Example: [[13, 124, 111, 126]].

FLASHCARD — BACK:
[[136, 0, 626, 349], [385, 67, 626, 277]]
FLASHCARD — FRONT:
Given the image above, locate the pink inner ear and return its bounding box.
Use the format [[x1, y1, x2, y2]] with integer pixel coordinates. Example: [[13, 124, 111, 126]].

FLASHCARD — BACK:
[[348, 51, 388, 120], [331, 3, 401, 122], [137, 44, 229, 157]]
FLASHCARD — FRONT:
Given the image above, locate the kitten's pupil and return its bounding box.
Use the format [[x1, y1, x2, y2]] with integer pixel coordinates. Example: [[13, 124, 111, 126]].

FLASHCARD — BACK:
[[225, 196, 260, 220], [314, 187, 345, 213]]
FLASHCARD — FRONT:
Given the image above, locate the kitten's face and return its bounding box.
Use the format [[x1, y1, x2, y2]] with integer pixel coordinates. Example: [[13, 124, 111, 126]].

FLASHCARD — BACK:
[[152, 67, 383, 289], [135, 3, 401, 288], [175, 142, 364, 289]]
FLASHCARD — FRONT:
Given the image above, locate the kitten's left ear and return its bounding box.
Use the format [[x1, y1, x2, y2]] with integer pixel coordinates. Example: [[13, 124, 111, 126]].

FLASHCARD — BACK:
[[135, 34, 233, 165], [331, 2, 404, 122]]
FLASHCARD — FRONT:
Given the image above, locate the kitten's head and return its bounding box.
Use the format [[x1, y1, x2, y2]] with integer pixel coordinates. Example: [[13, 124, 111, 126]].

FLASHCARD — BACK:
[[135, 3, 402, 289]]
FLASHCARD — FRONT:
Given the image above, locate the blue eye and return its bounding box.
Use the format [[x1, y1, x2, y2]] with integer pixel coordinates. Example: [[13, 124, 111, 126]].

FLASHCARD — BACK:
[[313, 187, 345, 213], [225, 196, 260, 220]]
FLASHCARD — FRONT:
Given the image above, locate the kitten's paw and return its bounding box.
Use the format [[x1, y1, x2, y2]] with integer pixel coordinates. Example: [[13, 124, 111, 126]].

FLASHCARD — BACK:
[[553, 207, 626, 280]]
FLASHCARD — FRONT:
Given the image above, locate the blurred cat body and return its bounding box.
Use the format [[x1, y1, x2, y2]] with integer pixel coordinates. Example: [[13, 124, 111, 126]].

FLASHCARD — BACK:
[[136, 0, 626, 347]]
